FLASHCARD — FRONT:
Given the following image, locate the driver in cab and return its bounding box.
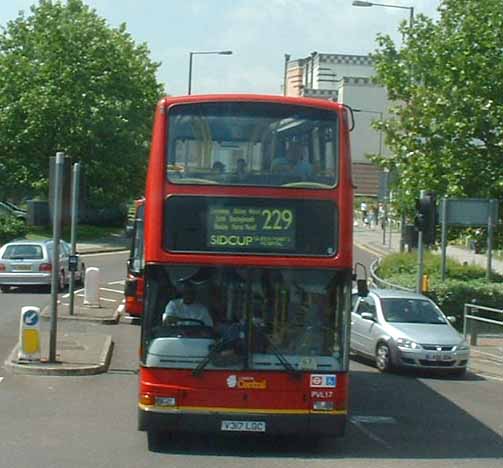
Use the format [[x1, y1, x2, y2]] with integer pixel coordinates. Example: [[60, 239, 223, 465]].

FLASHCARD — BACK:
[[162, 283, 214, 327]]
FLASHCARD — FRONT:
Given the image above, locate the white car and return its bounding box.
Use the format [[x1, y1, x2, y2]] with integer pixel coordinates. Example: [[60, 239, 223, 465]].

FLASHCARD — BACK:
[[0, 239, 85, 293], [351, 289, 470, 376]]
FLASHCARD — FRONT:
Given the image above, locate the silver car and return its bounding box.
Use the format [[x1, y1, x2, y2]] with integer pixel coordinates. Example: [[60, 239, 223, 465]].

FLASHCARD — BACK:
[[0, 239, 85, 292], [351, 289, 470, 376]]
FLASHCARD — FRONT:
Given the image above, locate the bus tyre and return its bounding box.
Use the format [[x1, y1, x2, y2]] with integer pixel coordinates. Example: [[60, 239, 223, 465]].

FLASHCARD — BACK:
[[376, 342, 392, 372]]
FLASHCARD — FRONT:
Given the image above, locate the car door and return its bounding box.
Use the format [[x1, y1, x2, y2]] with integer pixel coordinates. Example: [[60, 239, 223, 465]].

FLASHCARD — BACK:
[[350, 294, 364, 353], [352, 294, 379, 357]]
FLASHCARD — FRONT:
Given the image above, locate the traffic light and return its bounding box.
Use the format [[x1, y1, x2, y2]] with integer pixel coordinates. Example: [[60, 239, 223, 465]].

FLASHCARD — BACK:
[[414, 192, 437, 245]]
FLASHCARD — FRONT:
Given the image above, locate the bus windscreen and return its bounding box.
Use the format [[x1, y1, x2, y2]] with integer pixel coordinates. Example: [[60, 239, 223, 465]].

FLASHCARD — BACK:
[[166, 101, 339, 188]]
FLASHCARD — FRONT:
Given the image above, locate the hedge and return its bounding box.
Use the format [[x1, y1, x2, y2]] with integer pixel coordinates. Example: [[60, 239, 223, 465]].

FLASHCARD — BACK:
[[0, 216, 28, 245], [375, 252, 503, 329]]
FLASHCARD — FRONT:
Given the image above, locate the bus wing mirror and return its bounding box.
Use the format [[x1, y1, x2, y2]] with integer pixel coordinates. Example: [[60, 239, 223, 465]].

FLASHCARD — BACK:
[[126, 225, 134, 238], [357, 279, 369, 297]]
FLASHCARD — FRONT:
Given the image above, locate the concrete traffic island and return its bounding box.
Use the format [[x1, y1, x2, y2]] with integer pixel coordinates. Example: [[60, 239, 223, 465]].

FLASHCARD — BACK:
[[5, 333, 113, 376]]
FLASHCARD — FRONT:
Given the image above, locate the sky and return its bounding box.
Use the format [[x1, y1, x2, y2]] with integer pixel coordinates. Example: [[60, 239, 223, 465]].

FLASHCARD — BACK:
[[0, 0, 441, 96]]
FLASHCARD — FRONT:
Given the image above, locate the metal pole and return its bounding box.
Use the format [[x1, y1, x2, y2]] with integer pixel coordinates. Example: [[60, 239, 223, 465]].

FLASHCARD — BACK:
[[440, 198, 448, 281], [283, 53, 290, 96], [416, 190, 425, 293], [388, 212, 392, 249], [399, 211, 405, 252], [49, 152, 64, 363], [486, 199, 495, 282], [69, 162, 80, 316], [382, 169, 388, 246], [188, 52, 193, 95]]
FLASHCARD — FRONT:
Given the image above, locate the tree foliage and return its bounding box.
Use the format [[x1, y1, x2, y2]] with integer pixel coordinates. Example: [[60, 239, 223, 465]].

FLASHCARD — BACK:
[[371, 0, 503, 212], [0, 0, 164, 205]]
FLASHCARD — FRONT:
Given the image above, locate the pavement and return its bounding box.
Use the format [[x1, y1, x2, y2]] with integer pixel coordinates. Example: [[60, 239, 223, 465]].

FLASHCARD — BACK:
[[4, 236, 128, 377], [354, 223, 503, 380]]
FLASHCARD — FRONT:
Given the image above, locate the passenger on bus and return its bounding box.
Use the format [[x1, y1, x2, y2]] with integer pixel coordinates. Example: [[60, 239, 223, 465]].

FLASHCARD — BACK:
[[288, 143, 312, 179], [235, 158, 247, 181], [212, 161, 225, 175], [162, 283, 213, 327]]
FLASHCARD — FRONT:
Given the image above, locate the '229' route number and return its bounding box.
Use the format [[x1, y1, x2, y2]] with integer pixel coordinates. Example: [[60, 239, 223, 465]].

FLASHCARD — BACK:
[[261, 209, 293, 231]]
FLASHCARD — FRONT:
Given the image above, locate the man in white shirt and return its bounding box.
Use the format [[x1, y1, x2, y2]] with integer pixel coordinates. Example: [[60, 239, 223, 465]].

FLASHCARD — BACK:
[[162, 283, 213, 327]]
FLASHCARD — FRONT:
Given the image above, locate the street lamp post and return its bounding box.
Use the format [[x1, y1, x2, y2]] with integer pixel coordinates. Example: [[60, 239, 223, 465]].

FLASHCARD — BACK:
[[354, 108, 387, 242], [353, 0, 414, 252], [187, 50, 233, 95], [352, 1, 414, 28]]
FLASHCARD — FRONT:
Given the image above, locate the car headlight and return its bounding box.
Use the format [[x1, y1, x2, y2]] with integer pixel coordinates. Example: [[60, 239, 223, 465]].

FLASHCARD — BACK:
[[456, 340, 470, 351], [396, 337, 422, 350]]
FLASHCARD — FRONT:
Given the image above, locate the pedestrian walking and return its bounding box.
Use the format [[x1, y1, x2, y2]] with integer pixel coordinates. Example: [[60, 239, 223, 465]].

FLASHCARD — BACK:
[[360, 201, 368, 226]]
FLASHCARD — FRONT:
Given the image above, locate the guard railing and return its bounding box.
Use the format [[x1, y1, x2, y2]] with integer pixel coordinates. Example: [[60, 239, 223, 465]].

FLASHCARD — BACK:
[[463, 304, 503, 346]]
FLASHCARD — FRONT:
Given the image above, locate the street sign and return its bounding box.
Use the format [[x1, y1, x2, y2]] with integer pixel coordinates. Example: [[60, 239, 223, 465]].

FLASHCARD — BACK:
[[18, 306, 41, 362], [443, 198, 499, 226]]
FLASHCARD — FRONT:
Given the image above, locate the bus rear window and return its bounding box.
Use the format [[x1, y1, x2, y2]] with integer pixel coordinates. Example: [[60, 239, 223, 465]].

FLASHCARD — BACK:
[[166, 102, 339, 189]]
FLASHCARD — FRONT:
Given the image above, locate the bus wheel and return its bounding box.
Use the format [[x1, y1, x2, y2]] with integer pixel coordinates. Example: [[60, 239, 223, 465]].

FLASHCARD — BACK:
[[376, 343, 392, 372]]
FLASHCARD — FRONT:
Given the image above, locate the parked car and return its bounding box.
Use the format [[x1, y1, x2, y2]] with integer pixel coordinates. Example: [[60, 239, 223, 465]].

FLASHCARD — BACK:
[[0, 239, 85, 292], [0, 201, 27, 221], [351, 288, 470, 376]]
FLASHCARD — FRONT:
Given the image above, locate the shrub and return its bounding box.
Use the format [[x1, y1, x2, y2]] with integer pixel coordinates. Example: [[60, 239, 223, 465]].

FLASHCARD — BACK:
[[0, 216, 28, 244], [376, 252, 503, 330]]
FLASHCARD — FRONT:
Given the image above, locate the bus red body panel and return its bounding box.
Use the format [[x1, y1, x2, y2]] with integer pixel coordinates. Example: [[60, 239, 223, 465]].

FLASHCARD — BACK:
[[139, 94, 354, 438]]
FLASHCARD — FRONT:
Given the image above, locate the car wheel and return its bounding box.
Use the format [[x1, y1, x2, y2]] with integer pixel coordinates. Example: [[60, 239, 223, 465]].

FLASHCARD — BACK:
[[376, 342, 393, 372], [451, 367, 467, 378], [0, 286, 11, 293]]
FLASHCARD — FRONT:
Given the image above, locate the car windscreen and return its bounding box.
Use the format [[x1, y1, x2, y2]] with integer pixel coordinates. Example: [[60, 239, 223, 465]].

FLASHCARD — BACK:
[[2, 244, 44, 260], [381, 298, 446, 324]]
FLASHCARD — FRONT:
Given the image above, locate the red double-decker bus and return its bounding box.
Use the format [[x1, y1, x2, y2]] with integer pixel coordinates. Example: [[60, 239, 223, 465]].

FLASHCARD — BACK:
[[124, 198, 145, 317], [138, 94, 356, 439]]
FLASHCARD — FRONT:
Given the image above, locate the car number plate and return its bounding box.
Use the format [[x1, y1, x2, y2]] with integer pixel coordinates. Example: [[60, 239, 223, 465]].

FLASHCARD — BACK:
[[426, 353, 452, 361], [221, 420, 266, 432], [13, 264, 32, 271]]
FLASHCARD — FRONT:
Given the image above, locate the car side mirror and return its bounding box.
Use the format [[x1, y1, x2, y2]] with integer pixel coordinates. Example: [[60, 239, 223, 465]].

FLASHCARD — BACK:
[[361, 312, 375, 321], [447, 316, 456, 324]]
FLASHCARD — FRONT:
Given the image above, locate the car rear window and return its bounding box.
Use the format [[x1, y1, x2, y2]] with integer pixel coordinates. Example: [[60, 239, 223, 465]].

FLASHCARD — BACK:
[[2, 244, 44, 260]]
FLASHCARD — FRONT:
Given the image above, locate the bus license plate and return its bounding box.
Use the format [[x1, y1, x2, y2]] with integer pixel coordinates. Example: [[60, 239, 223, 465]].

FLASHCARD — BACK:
[[221, 420, 266, 432]]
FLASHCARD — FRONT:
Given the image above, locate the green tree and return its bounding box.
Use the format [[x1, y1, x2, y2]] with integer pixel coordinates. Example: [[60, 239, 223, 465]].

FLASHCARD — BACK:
[[370, 0, 503, 211], [0, 0, 164, 205]]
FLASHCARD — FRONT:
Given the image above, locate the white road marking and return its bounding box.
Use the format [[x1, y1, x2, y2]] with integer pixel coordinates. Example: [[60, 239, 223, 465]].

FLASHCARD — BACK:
[[108, 280, 125, 285], [471, 349, 503, 362], [100, 297, 117, 303], [99, 287, 123, 295], [350, 418, 392, 449], [0, 377, 4, 384], [478, 374, 503, 382], [351, 416, 396, 424], [62, 288, 84, 299], [81, 250, 129, 257]]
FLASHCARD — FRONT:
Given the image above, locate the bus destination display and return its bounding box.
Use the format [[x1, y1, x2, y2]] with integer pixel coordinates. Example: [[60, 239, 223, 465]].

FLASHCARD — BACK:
[[207, 206, 296, 251]]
